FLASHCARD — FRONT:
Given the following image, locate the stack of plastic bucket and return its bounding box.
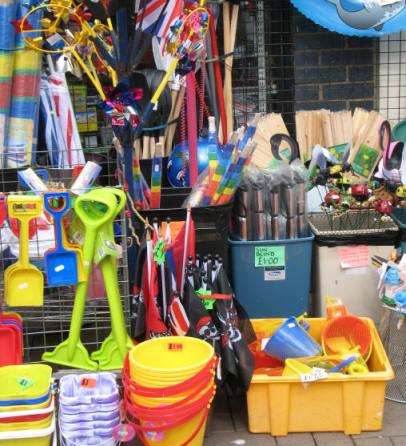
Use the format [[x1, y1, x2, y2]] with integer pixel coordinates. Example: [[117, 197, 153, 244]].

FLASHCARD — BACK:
[[58, 373, 120, 446], [0, 364, 55, 446], [123, 336, 217, 446]]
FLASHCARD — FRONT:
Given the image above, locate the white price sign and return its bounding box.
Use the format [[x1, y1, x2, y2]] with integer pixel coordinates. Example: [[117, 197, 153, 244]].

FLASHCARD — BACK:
[[300, 367, 328, 383]]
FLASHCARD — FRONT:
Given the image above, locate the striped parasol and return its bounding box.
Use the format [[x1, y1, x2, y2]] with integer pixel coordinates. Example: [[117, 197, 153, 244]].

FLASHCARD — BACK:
[[6, 0, 42, 168], [6, 48, 42, 167], [0, 0, 18, 168]]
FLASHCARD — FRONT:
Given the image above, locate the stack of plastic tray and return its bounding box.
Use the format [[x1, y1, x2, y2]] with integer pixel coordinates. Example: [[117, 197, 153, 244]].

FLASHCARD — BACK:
[[0, 364, 55, 446], [58, 373, 120, 446]]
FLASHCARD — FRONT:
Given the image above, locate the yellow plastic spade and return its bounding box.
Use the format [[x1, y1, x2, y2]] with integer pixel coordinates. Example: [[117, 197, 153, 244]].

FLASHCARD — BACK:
[[42, 192, 118, 370], [5, 196, 43, 306], [324, 337, 353, 353]]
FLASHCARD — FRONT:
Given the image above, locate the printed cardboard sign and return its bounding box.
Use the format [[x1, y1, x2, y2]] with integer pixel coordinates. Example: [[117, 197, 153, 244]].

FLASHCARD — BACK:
[[255, 246, 285, 268]]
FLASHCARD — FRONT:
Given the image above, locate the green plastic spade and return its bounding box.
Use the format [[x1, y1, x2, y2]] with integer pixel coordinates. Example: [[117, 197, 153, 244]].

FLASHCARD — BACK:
[[42, 192, 118, 370], [87, 188, 133, 370]]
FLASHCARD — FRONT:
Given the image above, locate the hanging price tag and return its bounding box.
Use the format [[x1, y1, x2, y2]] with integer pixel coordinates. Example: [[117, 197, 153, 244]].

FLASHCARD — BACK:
[[153, 240, 166, 265], [300, 367, 328, 383], [80, 377, 97, 388]]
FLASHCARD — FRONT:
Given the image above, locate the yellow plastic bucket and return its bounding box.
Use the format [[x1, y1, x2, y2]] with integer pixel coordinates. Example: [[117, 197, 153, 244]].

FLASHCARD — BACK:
[[0, 396, 52, 414], [130, 391, 210, 446], [132, 366, 206, 386], [128, 337, 215, 446], [0, 365, 52, 401], [0, 415, 52, 432], [129, 336, 214, 375], [130, 378, 215, 405], [0, 415, 55, 446]]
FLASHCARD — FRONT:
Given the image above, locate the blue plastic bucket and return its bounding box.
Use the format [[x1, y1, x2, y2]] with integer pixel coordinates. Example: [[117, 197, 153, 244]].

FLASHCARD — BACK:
[[264, 317, 322, 360], [229, 235, 314, 318]]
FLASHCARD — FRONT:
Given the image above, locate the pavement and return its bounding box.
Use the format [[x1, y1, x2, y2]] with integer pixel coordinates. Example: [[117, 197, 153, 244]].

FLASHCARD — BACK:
[[131, 388, 406, 446], [203, 389, 406, 446]]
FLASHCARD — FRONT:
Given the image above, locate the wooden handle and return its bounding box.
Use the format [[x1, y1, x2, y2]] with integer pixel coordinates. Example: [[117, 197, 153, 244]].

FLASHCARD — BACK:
[[165, 86, 185, 156], [142, 135, 150, 159], [223, 4, 239, 138]]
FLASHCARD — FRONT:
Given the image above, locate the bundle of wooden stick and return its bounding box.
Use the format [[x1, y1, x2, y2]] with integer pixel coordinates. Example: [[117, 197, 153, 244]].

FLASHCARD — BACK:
[[295, 110, 353, 162], [296, 108, 386, 180], [222, 0, 239, 141], [252, 113, 290, 169]]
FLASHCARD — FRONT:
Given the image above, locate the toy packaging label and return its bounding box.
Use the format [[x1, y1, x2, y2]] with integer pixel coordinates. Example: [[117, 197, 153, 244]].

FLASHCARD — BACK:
[[75, 108, 98, 133], [328, 143, 348, 163], [264, 267, 286, 281], [351, 144, 381, 179]]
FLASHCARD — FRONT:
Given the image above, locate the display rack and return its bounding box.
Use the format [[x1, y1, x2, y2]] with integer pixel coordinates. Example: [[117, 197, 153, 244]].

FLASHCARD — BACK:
[[0, 75, 131, 363]]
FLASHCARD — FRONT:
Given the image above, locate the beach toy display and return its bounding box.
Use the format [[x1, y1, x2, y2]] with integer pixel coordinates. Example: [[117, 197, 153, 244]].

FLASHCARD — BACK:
[[58, 372, 120, 446], [122, 336, 217, 446], [0, 364, 55, 446]]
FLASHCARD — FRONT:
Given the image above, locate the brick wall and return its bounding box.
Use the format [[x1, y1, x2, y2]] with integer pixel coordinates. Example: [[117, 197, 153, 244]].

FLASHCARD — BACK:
[[292, 11, 377, 112]]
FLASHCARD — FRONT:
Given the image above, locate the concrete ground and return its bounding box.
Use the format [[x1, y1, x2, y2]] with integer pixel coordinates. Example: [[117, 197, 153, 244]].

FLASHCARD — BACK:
[[131, 388, 406, 446], [202, 389, 406, 446]]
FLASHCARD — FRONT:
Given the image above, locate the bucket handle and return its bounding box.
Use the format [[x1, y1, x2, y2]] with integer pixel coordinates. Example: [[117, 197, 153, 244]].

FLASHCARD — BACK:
[[296, 312, 310, 330]]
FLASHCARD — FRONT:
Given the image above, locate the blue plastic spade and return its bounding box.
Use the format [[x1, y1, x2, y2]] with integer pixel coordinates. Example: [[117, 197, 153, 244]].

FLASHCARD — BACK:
[[44, 192, 79, 286]]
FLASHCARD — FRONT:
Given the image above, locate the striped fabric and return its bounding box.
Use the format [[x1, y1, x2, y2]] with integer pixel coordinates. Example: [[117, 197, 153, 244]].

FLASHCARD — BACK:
[[0, 0, 18, 167], [6, 48, 41, 167], [135, 0, 182, 38], [150, 154, 162, 208]]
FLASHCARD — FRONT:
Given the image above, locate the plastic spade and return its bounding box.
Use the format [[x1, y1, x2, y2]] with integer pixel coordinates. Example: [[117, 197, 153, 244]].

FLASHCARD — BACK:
[[42, 192, 118, 370], [44, 192, 78, 286], [61, 226, 86, 283], [87, 188, 133, 370], [5, 196, 43, 307]]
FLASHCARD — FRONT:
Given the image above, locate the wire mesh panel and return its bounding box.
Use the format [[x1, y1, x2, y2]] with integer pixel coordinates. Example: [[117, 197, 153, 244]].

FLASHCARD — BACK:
[[233, 0, 294, 130], [308, 210, 398, 236], [233, 1, 406, 132], [378, 31, 406, 122], [379, 306, 406, 403]]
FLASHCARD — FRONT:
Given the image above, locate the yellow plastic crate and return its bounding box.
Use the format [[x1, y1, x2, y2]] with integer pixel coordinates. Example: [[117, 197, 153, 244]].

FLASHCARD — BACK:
[[247, 318, 394, 436]]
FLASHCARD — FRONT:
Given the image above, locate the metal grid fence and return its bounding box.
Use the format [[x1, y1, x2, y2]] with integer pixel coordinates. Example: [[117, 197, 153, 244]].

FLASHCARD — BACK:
[[233, 0, 406, 134]]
